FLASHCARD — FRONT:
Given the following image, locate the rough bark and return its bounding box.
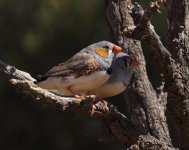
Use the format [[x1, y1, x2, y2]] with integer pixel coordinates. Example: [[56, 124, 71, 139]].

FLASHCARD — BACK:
[[0, 40, 174, 149], [106, 0, 171, 147], [1, 0, 189, 149], [0, 60, 139, 146], [106, 0, 189, 149], [166, 0, 189, 149]]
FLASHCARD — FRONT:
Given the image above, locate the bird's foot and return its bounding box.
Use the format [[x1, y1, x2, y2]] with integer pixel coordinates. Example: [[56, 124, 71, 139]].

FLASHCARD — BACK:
[[101, 101, 109, 112], [80, 95, 97, 116], [74, 95, 85, 100]]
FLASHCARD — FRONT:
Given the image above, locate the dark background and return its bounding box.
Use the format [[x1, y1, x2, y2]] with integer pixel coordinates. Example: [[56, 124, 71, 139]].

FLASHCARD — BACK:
[[0, 0, 166, 149]]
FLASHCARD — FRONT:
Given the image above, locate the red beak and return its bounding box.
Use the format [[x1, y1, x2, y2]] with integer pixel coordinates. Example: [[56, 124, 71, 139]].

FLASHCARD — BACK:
[[113, 45, 122, 54], [130, 60, 140, 68]]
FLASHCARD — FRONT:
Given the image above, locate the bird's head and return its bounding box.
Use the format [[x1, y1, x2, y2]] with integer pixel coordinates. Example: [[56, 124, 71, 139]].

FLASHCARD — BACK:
[[112, 52, 140, 86], [113, 52, 139, 70], [91, 41, 122, 59]]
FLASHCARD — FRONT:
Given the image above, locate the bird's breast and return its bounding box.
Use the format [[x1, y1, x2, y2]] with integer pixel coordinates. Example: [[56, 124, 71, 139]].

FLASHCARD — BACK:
[[93, 81, 126, 98]]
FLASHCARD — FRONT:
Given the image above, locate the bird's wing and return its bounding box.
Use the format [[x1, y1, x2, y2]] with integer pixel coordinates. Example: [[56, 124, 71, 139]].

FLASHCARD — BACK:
[[38, 52, 102, 80]]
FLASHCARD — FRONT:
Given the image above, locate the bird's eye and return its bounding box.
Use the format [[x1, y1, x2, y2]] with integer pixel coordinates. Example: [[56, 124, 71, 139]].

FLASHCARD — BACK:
[[124, 58, 130, 68], [103, 46, 109, 49]]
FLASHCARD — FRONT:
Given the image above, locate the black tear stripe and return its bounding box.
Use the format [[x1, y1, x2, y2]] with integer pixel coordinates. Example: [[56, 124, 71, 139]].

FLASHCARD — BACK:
[[107, 68, 112, 75], [35, 75, 48, 83]]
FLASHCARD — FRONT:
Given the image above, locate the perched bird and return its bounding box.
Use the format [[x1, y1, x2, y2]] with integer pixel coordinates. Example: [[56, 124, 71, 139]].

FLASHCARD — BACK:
[[92, 52, 139, 98], [36, 41, 122, 97]]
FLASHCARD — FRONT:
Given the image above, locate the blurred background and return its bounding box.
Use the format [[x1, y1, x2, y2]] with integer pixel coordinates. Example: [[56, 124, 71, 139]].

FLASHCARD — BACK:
[[0, 0, 167, 149]]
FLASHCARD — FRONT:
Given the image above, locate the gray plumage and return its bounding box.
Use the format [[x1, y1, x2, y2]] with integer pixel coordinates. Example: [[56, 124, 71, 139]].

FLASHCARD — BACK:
[[92, 52, 136, 98], [36, 41, 120, 96]]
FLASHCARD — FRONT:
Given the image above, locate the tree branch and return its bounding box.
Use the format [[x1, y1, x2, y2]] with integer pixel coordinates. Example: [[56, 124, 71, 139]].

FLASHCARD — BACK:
[[120, 0, 189, 149], [166, 0, 189, 149], [0, 59, 140, 147], [0, 58, 176, 149], [106, 0, 173, 148], [167, 0, 189, 62], [123, 2, 173, 76], [0, 60, 36, 82]]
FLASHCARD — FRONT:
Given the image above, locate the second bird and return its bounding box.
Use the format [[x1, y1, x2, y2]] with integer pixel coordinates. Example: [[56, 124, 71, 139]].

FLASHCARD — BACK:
[[92, 52, 139, 98]]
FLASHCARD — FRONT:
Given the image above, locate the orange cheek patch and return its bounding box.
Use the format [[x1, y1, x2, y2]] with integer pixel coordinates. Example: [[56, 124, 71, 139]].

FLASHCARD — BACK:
[[131, 60, 140, 68], [95, 48, 109, 58]]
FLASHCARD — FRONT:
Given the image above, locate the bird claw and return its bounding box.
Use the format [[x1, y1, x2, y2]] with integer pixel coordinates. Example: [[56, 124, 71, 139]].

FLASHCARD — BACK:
[[79, 95, 97, 116], [74, 95, 85, 100], [101, 101, 109, 112]]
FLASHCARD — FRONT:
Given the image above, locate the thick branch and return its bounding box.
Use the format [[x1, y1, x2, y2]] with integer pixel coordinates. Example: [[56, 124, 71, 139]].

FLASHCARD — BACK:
[[123, 2, 173, 76], [128, 135, 176, 150], [0, 60, 36, 82], [121, 0, 189, 149], [106, 0, 173, 148], [166, 0, 189, 149], [0, 59, 140, 147], [167, 0, 189, 62]]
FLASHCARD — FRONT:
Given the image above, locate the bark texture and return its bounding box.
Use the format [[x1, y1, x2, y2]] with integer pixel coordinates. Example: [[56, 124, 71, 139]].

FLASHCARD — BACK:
[[0, 60, 139, 146], [106, 0, 189, 149], [166, 0, 189, 149], [0, 0, 189, 149], [106, 0, 171, 146]]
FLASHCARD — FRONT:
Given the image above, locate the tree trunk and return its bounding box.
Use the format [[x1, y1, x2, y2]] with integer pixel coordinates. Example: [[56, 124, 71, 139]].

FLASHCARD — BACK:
[[0, 0, 189, 149], [106, 0, 189, 149]]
